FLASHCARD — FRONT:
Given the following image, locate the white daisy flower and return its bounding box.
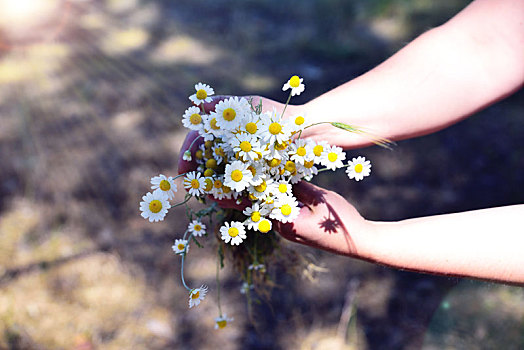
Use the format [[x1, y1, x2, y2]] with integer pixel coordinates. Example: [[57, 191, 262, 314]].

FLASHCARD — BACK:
[[182, 106, 205, 131], [150, 174, 177, 200], [269, 180, 293, 198], [289, 139, 314, 165], [231, 133, 261, 162], [209, 177, 224, 199], [266, 157, 285, 178], [188, 285, 208, 308], [346, 156, 372, 181], [172, 239, 189, 255], [259, 110, 291, 146], [189, 83, 214, 105], [182, 150, 192, 162], [204, 177, 215, 193], [289, 113, 309, 133], [282, 75, 305, 96], [297, 159, 318, 180], [243, 202, 271, 230], [140, 191, 171, 222], [203, 114, 224, 139], [183, 171, 206, 197], [270, 194, 300, 224], [245, 163, 266, 186], [238, 111, 262, 137], [311, 140, 329, 164], [211, 143, 228, 165], [266, 140, 290, 160], [257, 218, 272, 233], [247, 178, 273, 200], [320, 145, 346, 171], [220, 221, 247, 245], [224, 160, 253, 193], [282, 160, 298, 177], [188, 219, 206, 237], [212, 96, 250, 131], [215, 314, 234, 329]]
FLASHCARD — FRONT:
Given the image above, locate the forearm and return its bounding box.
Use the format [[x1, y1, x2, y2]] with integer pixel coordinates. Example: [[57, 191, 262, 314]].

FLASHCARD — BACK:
[[365, 204, 524, 284], [299, 0, 524, 148]]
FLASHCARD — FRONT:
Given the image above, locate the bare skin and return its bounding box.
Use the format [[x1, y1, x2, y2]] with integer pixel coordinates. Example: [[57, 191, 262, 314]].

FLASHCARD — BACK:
[[178, 0, 524, 284]]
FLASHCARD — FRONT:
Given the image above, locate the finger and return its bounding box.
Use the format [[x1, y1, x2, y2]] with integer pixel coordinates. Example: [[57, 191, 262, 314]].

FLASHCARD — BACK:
[[178, 130, 201, 174]]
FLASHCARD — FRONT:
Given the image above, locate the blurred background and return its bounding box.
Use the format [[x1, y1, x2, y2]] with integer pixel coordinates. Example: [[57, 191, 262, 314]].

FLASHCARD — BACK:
[[0, 0, 523, 349]]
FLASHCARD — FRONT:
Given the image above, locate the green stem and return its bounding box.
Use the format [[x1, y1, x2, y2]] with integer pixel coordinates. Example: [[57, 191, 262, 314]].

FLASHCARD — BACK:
[[171, 195, 192, 210], [187, 134, 204, 153], [316, 162, 353, 174], [180, 231, 193, 291], [280, 91, 293, 119]]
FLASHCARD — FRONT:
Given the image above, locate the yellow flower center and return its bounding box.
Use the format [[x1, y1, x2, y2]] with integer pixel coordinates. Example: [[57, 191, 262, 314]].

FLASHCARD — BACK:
[[191, 291, 200, 299], [190, 179, 200, 189], [289, 75, 301, 88], [297, 147, 307, 157], [313, 145, 323, 157], [231, 169, 243, 182], [285, 161, 296, 172], [246, 122, 258, 134], [215, 147, 225, 157], [254, 181, 267, 193], [240, 141, 252, 152], [251, 211, 261, 222], [249, 193, 257, 201], [295, 116, 305, 125], [275, 142, 287, 151], [210, 118, 220, 130], [178, 243, 185, 250], [190, 113, 201, 125], [278, 184, 288, 193], [222, 185, 231, 194], [328, 152, 338, 162], [149, 200, 162, 213], [196, 89, 207, 100], [204, 141, 213, 149], [204, 168, 214, 177], [216, 320, 227, 329], [280, 204, 292, 216], [268, 158, 281, 168], [195, 150, 203, 159], [204, 178, 213, 191], [194, 224, 202, 231], [248, 166, 256, 176], [214, 180, 223, 189], [228, 227, 239, 237], [254, 151, 262, 161], [206, 159, 217, 169], [159, 179, 171, 191], [258, 220, 271, 233], [269, 122, 282, 135], [354, 163, 363, 173], [304, 160, 314, 169], [223, 108, 236, 121]]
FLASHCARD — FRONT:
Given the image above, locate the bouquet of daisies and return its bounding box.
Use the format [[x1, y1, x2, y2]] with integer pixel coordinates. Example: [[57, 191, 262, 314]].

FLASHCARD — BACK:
[[139, 76, 388, 329]]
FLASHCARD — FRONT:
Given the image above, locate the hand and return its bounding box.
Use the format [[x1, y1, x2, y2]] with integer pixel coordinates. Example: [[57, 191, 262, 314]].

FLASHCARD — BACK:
[[275, 181, 372, 258]]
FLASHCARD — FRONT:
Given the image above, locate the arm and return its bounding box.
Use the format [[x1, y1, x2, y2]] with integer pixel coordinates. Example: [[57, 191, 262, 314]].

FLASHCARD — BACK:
[[279, 182, 524, 284], [298, 0, 524, 148]]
